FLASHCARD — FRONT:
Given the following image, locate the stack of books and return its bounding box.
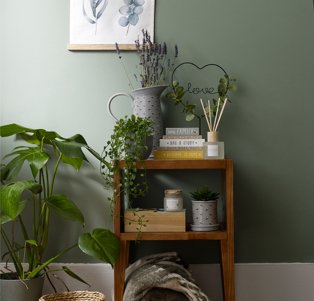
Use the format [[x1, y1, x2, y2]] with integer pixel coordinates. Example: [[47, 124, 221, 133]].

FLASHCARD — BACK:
[[153, 127, 205, 159]]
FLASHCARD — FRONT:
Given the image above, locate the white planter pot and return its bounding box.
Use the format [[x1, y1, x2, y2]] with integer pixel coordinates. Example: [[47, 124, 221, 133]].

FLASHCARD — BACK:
[[191, 200, 218, 231]]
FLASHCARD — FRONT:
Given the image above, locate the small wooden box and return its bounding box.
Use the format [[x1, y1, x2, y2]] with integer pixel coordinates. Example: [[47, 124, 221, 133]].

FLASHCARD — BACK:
[[124, 209, 186, 232]]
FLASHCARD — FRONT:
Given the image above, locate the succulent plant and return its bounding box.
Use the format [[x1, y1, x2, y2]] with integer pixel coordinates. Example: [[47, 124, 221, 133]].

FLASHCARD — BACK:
[[190, 186, 220, 201]]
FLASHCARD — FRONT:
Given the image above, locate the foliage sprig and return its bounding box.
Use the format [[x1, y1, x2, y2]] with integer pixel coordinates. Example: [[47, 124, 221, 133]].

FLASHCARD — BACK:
[[166, 74, 237, 129], [115, 29, 178, 89]]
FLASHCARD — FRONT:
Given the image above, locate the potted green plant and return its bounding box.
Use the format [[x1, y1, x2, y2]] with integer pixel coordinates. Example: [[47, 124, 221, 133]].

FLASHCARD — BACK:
[[101, 114, 154, 211], [190, 185, 220, 232], [0, 124, 120, 301]]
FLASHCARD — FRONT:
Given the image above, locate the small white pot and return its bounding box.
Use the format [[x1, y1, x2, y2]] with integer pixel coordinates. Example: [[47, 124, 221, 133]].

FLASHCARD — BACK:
[[191, 200, 218, 231]]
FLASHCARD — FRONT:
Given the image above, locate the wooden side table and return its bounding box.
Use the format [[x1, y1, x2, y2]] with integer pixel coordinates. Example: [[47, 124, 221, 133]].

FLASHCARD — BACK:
[[113, 159, 234, 301]]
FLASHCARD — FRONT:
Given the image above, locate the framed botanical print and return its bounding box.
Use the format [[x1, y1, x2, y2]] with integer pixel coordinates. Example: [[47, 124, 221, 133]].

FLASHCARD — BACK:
[[68, 0, 155, 50]]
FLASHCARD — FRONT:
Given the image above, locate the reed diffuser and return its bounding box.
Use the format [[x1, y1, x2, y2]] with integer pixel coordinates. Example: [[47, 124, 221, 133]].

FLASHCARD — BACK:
[[200, 97, 228, 159]]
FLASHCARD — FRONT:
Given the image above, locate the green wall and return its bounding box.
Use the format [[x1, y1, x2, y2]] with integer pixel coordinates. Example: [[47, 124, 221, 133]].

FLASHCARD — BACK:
[[1, 0, 314, 263]]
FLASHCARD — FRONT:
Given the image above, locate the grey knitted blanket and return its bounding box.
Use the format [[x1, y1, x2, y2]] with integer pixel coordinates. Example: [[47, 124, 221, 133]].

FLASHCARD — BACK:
[[123, 252, 209, 301]]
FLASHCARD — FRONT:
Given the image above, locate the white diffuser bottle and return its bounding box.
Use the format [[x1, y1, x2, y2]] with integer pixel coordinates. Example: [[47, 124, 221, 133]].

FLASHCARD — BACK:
[[203, 131, 224, 159]]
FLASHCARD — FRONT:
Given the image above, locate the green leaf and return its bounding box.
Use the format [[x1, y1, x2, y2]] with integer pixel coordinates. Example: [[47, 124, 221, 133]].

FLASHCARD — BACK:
[[176, 86, 185, 97], [172, 81, 179, 88], [0, 215, 11, 224], [67, 134, 88, 145], [61, 155, 83, 170], [18, 133, 41, 145], [165, 92, 175, 99], [229, 84, 237, 91], [185, 113, 195, 121], [36, 129, 59, 141], [62, 266, 90, 286], [0, 124, 32, 137], [47, 194, 85, 225], [78, 228, 120, 267], [85, 146, 109, 168], [2, 146, 49, 180], [20, 129, 60, 145], [0, 180, 41, 224], [55, 139, 87, 162], [25, 240, 38, 246], [0, 156, 24, 181]]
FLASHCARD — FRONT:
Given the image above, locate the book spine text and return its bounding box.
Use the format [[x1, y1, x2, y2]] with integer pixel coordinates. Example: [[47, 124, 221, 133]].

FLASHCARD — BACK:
[[159, 139, 205, 147], [165, 128, 199, 135]]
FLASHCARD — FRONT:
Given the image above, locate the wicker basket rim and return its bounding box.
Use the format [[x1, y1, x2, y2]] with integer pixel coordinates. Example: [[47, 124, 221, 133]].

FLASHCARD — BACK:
[[39, 290, 105, 301]]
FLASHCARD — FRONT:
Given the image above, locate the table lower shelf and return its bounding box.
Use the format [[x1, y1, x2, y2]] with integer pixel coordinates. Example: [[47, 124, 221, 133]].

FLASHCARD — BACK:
[[119, 230, 227, 240]]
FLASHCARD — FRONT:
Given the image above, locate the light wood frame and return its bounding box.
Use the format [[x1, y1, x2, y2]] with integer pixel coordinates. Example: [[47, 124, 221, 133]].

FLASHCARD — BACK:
[[67, 44, 136, 51]]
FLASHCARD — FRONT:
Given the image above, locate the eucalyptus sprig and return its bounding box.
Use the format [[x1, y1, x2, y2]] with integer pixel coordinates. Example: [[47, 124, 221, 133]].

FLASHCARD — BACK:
[[166, 74, 237, 129]]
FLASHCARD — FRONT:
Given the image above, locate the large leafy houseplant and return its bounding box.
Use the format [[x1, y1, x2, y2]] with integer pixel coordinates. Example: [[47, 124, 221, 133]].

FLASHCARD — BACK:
[[0, 124, 120, 284]]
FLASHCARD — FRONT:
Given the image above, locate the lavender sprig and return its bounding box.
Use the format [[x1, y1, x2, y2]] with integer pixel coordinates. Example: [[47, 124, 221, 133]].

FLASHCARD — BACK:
[[115, 43, 134, 89], [115, 30, 179, 88]]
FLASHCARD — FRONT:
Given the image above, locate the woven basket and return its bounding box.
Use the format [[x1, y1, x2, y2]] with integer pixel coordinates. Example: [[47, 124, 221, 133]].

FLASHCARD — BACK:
[[39, 291, 106, 301]]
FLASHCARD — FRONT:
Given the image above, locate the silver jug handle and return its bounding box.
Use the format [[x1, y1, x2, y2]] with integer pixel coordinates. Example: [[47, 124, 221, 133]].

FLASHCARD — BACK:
[[107, 92, 134, 120]]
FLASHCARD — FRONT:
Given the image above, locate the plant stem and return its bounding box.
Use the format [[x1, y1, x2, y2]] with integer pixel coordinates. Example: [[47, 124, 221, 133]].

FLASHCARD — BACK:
[[50, 153, 62, 197], [27, 244, 78, 279], [18, 215, 33, 271], [1, 227, 23, 277]]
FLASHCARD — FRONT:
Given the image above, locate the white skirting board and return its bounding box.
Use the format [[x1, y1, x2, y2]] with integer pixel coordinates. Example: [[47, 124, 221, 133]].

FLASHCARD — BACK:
[[2, 263, 314, 301]]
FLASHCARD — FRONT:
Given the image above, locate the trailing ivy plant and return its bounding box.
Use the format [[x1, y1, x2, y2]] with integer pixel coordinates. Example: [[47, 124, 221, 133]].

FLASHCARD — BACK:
[[0, 124, 120, 285], [101, 114, 154, 211]]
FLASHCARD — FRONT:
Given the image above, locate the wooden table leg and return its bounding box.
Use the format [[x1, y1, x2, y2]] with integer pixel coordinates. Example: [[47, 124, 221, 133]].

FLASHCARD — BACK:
[[114, 240, 130, 301], [220, 238, 235, 301]]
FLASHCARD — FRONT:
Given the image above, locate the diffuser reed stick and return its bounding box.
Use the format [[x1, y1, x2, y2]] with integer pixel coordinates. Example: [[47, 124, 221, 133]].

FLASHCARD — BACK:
[[208, 99, 213, 132], [214, 97, 228, 131], [200, 98, 211, 132], [200, 97, 228, 132]]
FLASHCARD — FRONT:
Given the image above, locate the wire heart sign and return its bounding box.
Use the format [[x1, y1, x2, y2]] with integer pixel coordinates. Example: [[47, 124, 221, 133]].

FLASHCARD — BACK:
[[166, 61, 236, 132], [170, 62, 229, 95]]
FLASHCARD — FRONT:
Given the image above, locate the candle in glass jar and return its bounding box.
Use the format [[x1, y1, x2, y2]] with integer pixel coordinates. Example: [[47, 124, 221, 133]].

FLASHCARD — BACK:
[[164, 189, 183, 211]]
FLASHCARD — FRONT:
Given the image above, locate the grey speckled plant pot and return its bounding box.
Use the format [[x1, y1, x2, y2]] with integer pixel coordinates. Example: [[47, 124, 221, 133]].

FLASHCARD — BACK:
[[108, 85, 167, 151], [191, 200, 218, 231]]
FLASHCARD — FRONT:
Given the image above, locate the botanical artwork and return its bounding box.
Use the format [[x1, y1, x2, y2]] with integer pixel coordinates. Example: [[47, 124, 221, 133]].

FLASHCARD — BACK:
[[69, 0, 155, 47]]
